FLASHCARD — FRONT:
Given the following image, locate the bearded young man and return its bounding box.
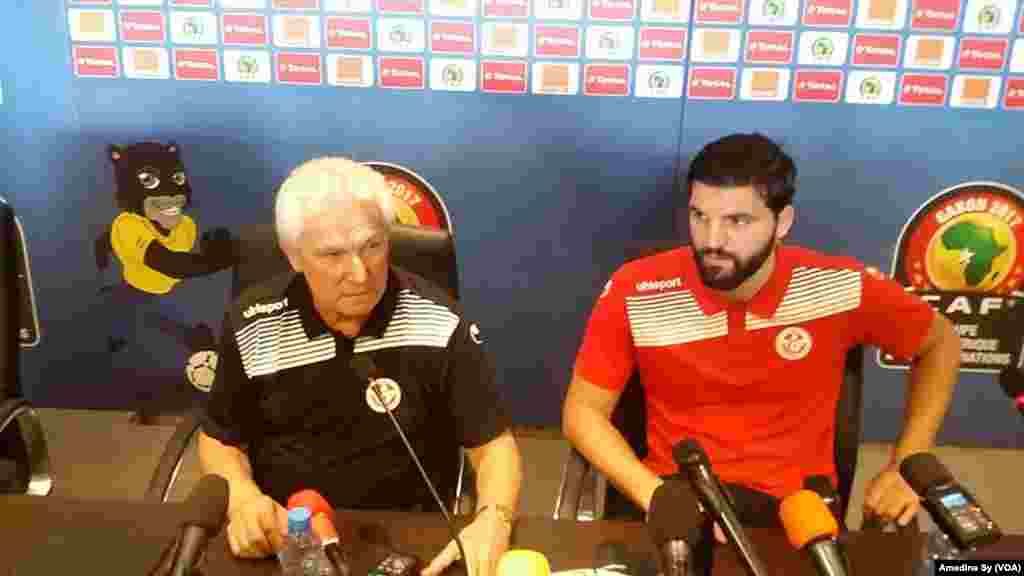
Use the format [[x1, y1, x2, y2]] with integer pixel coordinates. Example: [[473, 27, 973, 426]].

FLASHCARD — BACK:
[[563, 133, 960, 533]]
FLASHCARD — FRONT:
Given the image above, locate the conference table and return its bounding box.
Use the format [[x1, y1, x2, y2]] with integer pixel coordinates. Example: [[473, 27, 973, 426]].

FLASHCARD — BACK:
[[1, 495, 1021, 575]]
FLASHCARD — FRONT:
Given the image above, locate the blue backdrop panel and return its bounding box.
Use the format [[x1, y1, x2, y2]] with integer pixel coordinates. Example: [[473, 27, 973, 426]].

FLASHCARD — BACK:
[[3, 0, 1023, 449], [4, 1, 689, 427]]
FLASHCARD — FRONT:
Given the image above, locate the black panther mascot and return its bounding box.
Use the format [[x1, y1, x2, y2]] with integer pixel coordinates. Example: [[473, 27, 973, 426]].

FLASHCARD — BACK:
[[95, 142, 235, 419]]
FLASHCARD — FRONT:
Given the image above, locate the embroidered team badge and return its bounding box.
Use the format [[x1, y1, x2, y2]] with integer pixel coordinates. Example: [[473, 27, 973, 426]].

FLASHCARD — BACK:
[[469, 323, 483, 344], [775, 326, 813, 360], [366, 377, 403, 413]]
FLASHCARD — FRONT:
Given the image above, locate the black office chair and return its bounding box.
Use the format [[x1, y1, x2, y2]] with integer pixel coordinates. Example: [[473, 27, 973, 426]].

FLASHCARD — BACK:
[[146, 222, 475, 514], [554, 334, 869, 527], [0, 198, 52, 496]]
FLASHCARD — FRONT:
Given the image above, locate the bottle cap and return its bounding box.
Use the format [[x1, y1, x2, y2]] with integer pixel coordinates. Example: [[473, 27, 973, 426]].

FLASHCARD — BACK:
[[288, 506, 312, 535]]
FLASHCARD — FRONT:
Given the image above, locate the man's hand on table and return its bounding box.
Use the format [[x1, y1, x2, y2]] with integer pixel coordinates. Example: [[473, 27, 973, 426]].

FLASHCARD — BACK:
[[421, 506, 513, 576], [225, 491, 289, 559], [863, 462, 921, 527]]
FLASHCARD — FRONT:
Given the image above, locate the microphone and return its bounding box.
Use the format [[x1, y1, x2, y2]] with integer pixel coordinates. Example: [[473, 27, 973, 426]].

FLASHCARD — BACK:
[[998, 362, 1024, 417], [595, 541, 661, 576], [779, 490, 849, 576], [0, 458, 24, 494], [673, 440, 768, 576], [646, 480, 704, 576], [803, 476, 847, 531], [350, 356, 468, 572], [287, 490, 351, 576], [149, 474, 230, 576], [593, 542, 628, 574], [496, 550, 550, 576], [899, 453, 1002, 552]]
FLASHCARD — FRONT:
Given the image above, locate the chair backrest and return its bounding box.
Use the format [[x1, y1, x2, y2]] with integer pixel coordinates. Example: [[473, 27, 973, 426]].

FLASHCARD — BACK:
[[834, 345, 864, 521], [0, 199, 22, 401], [0, 200, 50, 496]]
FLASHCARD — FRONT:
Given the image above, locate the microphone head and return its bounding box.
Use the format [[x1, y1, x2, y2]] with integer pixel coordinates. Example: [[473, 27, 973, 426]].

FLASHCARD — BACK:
[[0, 458, 22, 491], [999, 364, 1024, 399], [350, 355, 377, 382], [899, 453, 954, 496], [672, 439, 709, 469], [594, 541, 629, 570], [778, 490, 839, 549], [184, 474, 230, 532], [496, 550, 550, 576], [803, 476, 838, 502], [595, 542, 657, 576], [647, 480, 704, 546], [288, 489, 335, 521]]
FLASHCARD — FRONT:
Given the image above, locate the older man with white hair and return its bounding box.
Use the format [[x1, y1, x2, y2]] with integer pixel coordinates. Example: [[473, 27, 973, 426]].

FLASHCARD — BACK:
[[198, 157, 522, 576]]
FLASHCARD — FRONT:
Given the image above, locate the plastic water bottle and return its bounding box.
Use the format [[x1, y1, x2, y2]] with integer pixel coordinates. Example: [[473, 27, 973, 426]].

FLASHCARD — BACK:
[[915, 528, 961, 576], [278, 507, 335, 576]]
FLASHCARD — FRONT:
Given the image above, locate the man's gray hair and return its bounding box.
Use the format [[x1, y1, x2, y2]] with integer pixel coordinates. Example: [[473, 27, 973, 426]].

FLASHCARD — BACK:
[[275, 157, 395, 250]]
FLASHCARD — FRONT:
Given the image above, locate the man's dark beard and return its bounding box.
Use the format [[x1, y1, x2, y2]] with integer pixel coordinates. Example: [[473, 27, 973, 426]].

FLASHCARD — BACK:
[[695, 238, 775, 291]]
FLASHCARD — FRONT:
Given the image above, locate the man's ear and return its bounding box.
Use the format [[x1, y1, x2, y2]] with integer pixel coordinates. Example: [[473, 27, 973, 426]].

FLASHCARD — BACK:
[[167, 141, 179, 155], [775, 205, 795, 240], [280, 241, 302, 272], [109, 144, 123, 162]]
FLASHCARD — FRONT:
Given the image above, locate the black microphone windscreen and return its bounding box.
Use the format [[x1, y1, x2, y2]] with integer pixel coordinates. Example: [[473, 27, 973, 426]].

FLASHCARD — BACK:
[[647, 480, 704, 546], [595, 541, 630, 569], [999, 365, 1024, 398], [803, 476, 837, 500], [899, 453, 954, 496], [350, 356, 377, 382], [595, 541, 658, 576], [672, 439, 708, 469], [0, 458, 22, 493], [184, 474, 230, 532]]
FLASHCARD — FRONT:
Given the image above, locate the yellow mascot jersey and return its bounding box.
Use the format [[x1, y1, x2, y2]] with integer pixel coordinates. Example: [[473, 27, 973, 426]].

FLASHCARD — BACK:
[[111, 212, 198, 295]]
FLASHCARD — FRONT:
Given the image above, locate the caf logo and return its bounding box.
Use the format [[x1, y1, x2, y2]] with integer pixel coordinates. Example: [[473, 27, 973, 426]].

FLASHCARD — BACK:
[[978, 4, 1001, 29], [860, 76, 882, 99], [895, 182, 1024, 294], [648, 71, 671, 92], [442, 64, 464, 87], [812, 37, 834, 60], [238, 55, 259, 79], [923, 213, 1016, 292], [762, 0, 785, 19], [599, 32, 618, 50], [880, 181, 1024, 373], [390, 25, 412, 46], [182, 17, 205, 40]]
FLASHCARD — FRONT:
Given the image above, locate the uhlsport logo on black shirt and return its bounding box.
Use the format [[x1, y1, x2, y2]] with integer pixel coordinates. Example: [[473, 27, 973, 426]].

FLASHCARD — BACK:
[[243, 297, 289, 319]]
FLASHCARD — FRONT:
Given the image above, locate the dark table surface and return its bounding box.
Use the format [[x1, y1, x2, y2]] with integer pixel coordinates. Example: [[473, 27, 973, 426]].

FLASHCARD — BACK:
[[1, 495, 1022, 575]]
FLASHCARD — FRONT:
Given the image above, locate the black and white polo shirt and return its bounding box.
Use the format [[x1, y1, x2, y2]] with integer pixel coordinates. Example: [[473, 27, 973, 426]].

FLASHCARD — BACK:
[[202, 267, 508, 511]]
